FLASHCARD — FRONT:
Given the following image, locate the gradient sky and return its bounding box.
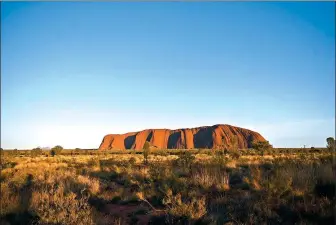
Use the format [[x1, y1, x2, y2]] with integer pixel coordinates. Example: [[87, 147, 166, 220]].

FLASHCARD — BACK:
[[1, 2, 335, 149]]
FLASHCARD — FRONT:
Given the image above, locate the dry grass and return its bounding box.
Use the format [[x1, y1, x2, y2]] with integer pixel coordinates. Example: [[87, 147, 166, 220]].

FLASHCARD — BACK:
[[1, 150, 335, 224], [192, 167, 230, 191]]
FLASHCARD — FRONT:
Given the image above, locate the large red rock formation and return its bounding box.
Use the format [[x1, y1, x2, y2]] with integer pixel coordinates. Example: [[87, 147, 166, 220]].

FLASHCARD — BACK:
[[99, 124, 267, 150]]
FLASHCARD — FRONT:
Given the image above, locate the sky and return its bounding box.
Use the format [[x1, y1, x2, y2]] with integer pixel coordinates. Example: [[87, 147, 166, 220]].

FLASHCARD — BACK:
[[1, 2, 335, 149]]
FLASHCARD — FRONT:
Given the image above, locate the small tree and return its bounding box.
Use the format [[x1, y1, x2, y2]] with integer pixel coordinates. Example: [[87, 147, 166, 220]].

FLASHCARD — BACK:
[[31, 147, 43, 157], [143, 141, 151, 165], [326, 137, 335, 151], [230, 136, 239, 151], [51, 145, 63, 157], [174, 151, 195, 174], [252, 141, 273, 152], [213, 149, 228, 168]]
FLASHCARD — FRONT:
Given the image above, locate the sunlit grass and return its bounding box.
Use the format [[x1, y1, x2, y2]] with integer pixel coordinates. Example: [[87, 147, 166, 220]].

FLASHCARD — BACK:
[[1, 149, 334, 224]]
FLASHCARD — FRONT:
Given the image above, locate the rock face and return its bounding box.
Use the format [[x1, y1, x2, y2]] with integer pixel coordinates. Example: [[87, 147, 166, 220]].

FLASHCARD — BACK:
[[99, 124, 267, 150]]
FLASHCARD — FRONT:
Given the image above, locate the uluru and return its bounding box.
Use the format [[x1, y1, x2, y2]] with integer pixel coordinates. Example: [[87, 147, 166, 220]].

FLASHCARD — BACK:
[[99, 124, 267, 150]]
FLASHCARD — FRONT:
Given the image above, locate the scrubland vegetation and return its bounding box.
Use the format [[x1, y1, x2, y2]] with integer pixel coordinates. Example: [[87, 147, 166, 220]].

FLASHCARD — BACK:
[[0, 145, 335, 225]]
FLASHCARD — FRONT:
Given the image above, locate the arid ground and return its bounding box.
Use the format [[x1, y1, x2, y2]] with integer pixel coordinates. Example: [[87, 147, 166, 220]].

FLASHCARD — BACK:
[[1, 148, 335, 225]]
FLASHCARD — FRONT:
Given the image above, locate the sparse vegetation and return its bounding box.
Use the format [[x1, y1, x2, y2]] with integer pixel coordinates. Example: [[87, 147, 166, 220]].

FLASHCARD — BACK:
[[326, 137, 335, 151], [51, 145, 63, 157], [31, 147, 43, 157], [252, 140, 273, 152], [229, 136, 238, 151], [143, 141, 151, 165], [0, 146, 335, 224]]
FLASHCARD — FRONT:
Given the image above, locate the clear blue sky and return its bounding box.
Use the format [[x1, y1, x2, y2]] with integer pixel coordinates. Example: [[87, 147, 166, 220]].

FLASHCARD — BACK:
[[1, 2, 335, 149]]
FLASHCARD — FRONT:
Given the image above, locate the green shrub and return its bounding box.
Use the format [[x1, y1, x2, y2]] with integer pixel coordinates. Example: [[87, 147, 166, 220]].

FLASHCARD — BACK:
[[212, 150, 228, 167], [230, 137, 239, 151], [31, 185, 94, 224], [129, 157, 136, 165], [149, 164, 170, 182], [326, 137, 335, 151], [31, 147, 43, 157], [143, 141, 151, 165], [51, 145, 63, 157], [173, 151, 195, 173], [162, 189, 207, 220], [252, 141, 273, 152]]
